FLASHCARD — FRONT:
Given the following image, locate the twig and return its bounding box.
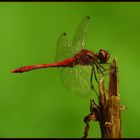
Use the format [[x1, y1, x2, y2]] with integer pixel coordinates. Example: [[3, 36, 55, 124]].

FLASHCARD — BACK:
[[82, 99, 99, 138], [83, 58, 124, 138], [98, 58, 121, 138]]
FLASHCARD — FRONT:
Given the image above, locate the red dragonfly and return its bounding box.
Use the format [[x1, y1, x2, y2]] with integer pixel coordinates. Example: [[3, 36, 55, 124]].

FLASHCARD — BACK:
[[11, 16, 110, 97]]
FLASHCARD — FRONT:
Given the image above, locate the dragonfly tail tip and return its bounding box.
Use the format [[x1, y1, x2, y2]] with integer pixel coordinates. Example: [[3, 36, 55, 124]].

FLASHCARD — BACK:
[[10, 69, 19, 73], [10, 69, 15, 73]]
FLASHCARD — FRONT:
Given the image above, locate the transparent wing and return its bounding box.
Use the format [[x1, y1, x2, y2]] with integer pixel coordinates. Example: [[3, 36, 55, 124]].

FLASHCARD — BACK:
[[55, 16, 90, 62], [71, 16, 90, 55], [55, 33, 73, 62], [60, 65, 92, 97], [55, 16, 92, 97]]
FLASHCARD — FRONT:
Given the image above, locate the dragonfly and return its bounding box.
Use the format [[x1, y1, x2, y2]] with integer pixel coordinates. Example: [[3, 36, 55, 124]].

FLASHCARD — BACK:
[[11, 16, 110, 97]]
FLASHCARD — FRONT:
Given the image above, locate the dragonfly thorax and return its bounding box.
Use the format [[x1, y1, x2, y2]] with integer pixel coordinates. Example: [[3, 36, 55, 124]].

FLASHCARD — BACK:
[[74, 49, 98, 66]]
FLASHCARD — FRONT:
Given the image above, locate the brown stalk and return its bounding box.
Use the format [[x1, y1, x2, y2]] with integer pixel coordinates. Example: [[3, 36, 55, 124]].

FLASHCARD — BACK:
[[98, 58, 121, 138], [83, 58, 124, 138]]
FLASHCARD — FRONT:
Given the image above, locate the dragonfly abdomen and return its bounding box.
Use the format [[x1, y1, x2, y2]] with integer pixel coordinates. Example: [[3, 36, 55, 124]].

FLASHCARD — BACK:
[[11, 57, 76, 73], [55, 57, 76, 67]]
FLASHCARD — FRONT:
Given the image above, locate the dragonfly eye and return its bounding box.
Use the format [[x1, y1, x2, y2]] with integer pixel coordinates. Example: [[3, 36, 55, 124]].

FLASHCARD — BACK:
[[98, 49, 110, 63]]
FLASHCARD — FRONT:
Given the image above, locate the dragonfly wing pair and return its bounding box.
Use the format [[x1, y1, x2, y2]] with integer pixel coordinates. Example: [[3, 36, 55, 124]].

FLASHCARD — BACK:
[[55, 16, 92, 97]]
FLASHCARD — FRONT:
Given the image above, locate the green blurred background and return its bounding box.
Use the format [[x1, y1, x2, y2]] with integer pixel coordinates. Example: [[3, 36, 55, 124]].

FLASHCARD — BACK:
[[0, 2, 140, 138]]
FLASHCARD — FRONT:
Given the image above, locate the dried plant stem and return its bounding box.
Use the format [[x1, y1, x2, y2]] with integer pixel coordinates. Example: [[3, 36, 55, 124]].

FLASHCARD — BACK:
[[83, 58, 123, 138], [98, 58, 121, 138]]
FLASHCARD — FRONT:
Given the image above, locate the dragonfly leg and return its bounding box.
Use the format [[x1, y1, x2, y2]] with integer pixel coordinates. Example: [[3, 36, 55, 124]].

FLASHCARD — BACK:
[[98, 63, 106, 71], [90, 66, 99, 97], [100, 64, 119, 76], [96, 65, 100, 74], [96, 63, 111, 76], [93, 65, 99, 83], [90, 66, 94, 89], [97, 62, 111, 74], [99, 63, 118, 75], [95, 63, 104, 76], [91, 98, 99, 108], [95, 63, 109, 94]]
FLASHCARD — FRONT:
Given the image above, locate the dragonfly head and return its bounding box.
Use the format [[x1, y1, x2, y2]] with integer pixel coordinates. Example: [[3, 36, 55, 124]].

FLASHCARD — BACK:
[[98, 49, 110, 63]]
